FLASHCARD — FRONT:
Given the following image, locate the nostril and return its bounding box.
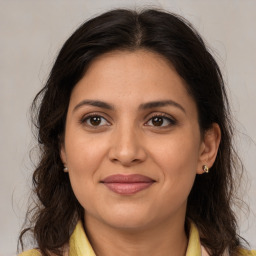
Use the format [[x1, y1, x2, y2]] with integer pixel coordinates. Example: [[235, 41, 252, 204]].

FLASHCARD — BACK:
[[108, 134, 147, 165]]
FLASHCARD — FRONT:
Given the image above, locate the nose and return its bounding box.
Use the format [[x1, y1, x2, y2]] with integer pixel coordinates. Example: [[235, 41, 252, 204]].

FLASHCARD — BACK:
[[108, 124, 147, 166]]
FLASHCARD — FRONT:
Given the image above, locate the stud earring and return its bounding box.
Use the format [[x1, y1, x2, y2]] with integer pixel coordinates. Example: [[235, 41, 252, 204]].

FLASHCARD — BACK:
[[202, 165, 209, 173], [64, 166, 68, 172]]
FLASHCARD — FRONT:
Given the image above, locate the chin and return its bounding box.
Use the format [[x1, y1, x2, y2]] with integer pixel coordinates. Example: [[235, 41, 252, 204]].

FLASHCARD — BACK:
[[105, 217, 152, 231], [97, 205, 158, 231]]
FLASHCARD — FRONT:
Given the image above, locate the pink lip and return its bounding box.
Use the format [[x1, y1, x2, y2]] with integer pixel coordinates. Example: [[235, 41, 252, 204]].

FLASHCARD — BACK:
[[101, 174, 155, 195]]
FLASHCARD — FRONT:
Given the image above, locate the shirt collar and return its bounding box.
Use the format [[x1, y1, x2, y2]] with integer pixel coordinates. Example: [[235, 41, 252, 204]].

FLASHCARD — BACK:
[[69, 220, 202, 256]]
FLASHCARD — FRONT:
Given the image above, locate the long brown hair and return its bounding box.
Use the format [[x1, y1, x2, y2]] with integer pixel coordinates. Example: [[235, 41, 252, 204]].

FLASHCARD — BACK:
[[19, 9, 248, 256]]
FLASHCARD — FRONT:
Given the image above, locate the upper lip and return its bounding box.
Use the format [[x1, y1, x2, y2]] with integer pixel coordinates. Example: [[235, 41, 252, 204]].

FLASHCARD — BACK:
[[101, 174, 155, 183]]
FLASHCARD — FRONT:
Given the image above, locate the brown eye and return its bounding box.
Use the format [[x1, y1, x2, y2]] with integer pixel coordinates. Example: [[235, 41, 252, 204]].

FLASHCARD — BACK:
[[82, 115, 109, 127], [146, 115, 176, 127], [152, 117, 164, 126], [89, 116, 102, 126]]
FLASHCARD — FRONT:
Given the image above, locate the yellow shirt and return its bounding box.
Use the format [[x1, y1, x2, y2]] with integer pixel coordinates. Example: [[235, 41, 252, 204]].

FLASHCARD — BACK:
[[19, 221, 256, 256]]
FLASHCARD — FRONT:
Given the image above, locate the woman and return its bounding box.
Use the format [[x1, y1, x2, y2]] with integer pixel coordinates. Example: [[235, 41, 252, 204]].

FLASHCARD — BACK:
[[18, 9, 255, 256]]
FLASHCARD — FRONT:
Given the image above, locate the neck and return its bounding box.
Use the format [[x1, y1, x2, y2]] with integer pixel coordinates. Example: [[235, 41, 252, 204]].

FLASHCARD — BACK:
[[84, 215, 188, 256]]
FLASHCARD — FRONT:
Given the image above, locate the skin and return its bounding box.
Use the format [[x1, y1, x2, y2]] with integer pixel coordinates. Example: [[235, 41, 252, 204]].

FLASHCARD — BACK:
[[61, 50, 221, 256]]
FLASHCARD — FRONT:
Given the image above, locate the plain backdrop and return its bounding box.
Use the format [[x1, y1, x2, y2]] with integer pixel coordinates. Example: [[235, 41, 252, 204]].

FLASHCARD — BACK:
[[0, 0, 255, 255]]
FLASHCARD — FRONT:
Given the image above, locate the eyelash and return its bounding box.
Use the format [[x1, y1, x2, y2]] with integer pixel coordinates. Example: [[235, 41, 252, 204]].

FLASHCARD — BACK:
[[80, 113, 111, 128], [80, 112, 176, 128], [145, 113, 176, 128]]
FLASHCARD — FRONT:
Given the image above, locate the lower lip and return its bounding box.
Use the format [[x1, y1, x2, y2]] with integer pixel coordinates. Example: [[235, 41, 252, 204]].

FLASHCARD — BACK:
[[103, 182, 154, 195]]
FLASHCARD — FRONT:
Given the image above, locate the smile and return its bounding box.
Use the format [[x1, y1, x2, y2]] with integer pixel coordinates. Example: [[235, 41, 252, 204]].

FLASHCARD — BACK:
[[101, 174, 155, 195]]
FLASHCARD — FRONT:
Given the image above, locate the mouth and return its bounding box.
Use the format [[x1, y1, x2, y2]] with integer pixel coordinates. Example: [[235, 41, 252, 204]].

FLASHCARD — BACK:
[[101, 174, 155, 195]]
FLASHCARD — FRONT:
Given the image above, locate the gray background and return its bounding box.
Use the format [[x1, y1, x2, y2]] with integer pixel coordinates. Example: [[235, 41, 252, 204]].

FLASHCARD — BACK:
[[0, 0, 255, 255]]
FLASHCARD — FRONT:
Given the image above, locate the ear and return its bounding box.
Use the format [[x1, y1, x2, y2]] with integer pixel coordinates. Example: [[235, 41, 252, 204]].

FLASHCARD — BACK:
[[60, 141, 67, 166], [196, 123, 221, 174]]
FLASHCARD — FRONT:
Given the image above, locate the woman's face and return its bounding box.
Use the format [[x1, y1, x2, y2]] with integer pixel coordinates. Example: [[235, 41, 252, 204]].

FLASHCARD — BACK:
[[61, 50, 209, 230]]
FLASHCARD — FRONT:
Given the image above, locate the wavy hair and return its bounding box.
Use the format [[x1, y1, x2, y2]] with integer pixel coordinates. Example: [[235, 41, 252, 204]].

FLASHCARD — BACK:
[[19, 9, 247, 256]]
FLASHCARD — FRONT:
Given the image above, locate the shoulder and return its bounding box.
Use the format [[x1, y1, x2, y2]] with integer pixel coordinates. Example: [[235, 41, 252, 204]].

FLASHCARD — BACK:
[[18, 249, 41, 256], [239, 248, 256, 256]]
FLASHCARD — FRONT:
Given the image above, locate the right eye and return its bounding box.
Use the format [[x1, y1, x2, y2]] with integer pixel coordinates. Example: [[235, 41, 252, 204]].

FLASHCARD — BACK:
[[81, 115, 110, 127]]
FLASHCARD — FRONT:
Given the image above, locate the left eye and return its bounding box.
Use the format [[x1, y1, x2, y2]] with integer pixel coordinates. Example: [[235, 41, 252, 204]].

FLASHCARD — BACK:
[[83, 115, 109, 127], [146, 116, 174, 127]]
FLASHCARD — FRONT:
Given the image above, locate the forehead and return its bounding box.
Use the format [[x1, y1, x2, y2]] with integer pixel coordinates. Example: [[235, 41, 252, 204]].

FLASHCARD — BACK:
[[69, 50, 196, 114]]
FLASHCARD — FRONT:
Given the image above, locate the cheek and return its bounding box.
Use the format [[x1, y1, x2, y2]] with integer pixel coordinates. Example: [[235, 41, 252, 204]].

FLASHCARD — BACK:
[[152, 130, 200, 170], [65, 129, 108, 172], [64, 131, 109, 201], [151, 131, 200, 196]]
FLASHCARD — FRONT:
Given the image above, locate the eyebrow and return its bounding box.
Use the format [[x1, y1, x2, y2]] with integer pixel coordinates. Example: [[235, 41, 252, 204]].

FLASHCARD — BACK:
[[73, 99, 185, 113], [73, 100, 114, 112], [139, 100, 185, 113]]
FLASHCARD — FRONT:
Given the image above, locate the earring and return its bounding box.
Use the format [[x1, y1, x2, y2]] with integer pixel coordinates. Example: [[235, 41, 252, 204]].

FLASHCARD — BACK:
[[202, 165, 209, 173], [63, 166, 68, 172]]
